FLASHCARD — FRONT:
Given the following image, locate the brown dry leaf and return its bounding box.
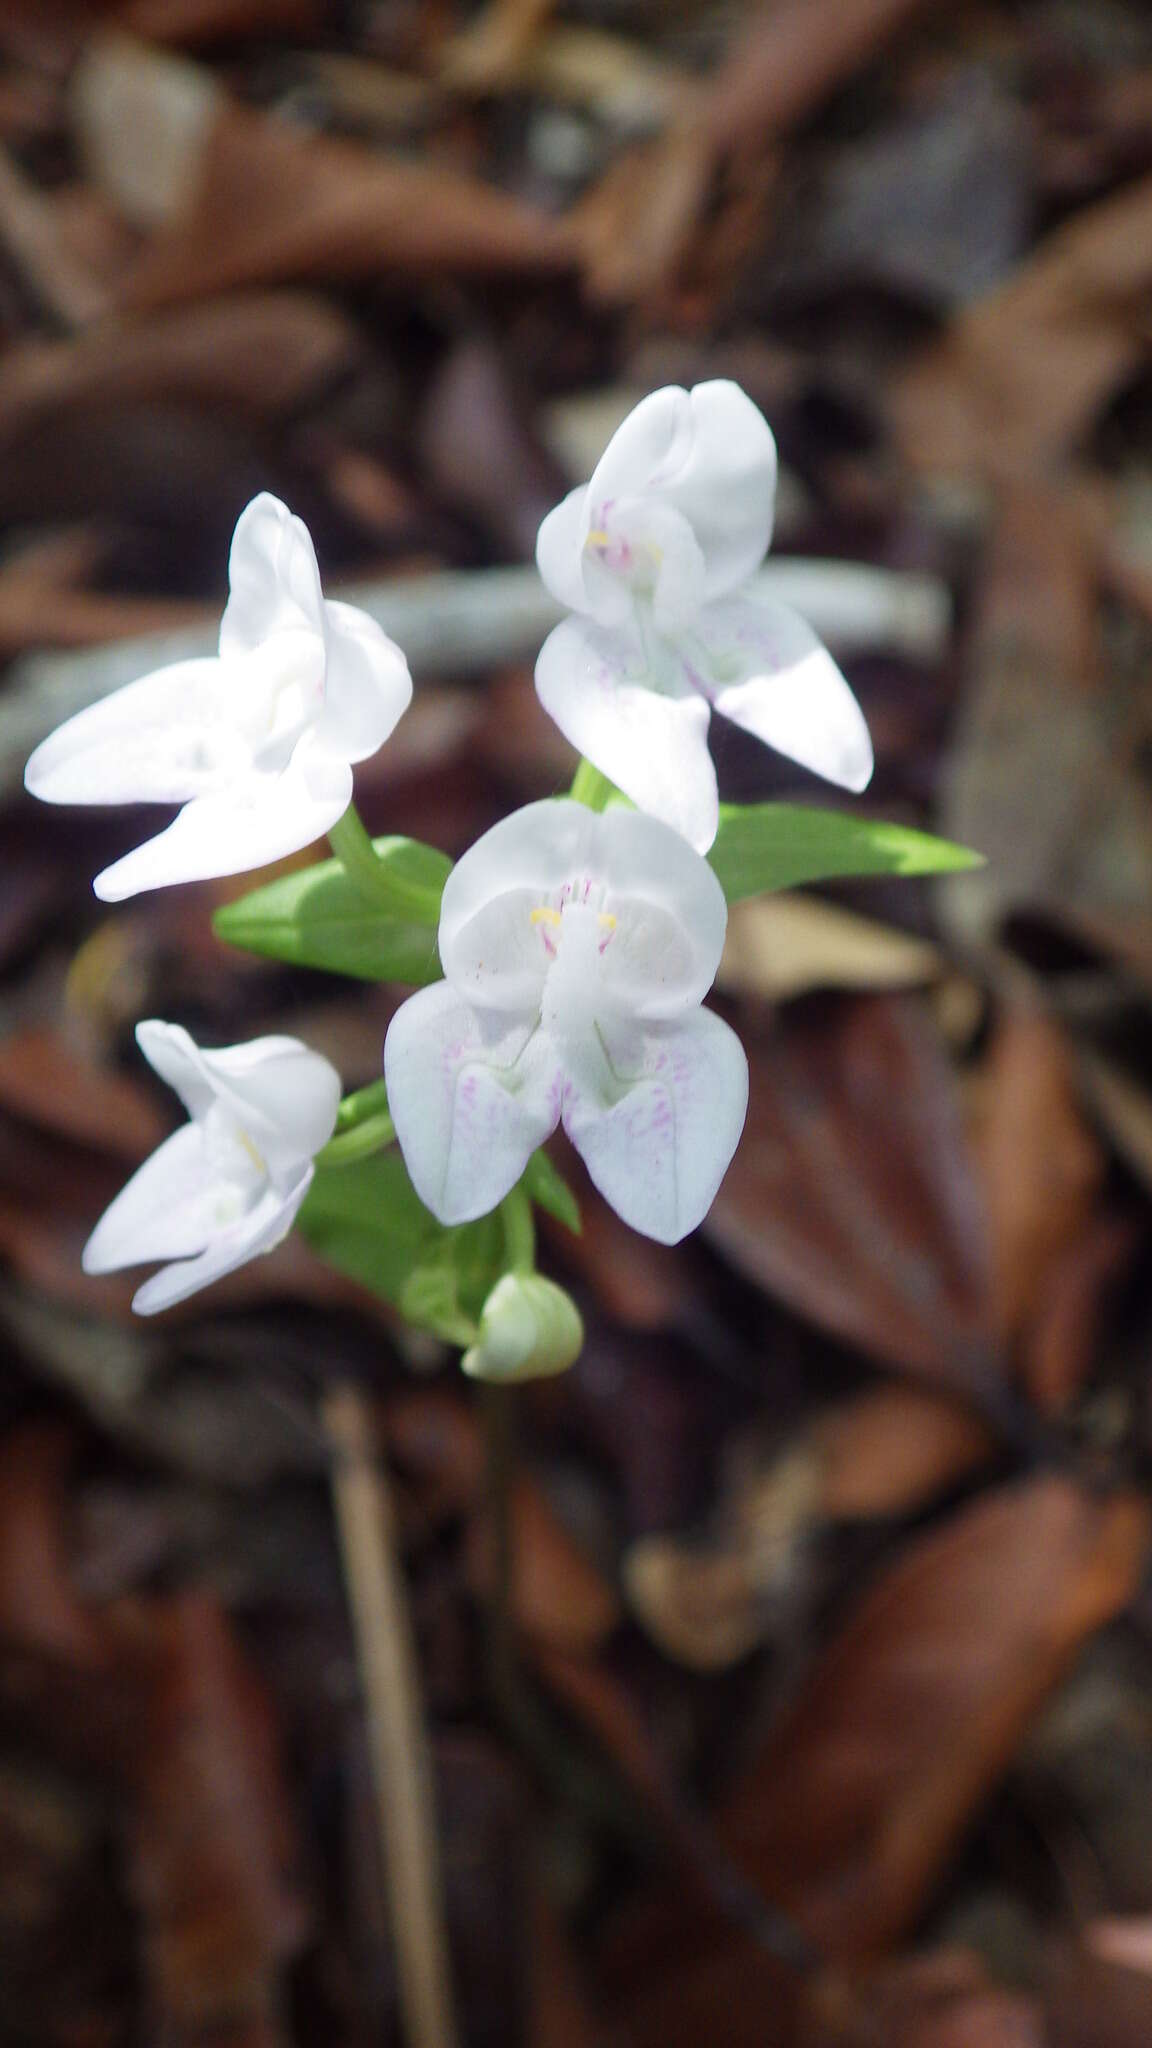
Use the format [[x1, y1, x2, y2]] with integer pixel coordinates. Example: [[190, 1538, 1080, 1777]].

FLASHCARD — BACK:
[[896, 170, 1152, 478], [624, 1447, 819, 1671], [0, 149, 124, 326], [624, 1538, 769, 1671], [0, 1424, 109, 1670], [441, 0, 556, 92], [126, 1591, 308, 2043], [1043, 1946, 1152, 2047], [1088, 1921, 1152, 1976], [529, 1886, 601, 2048], [0, 529, 203, 653], [719, 895, 941, 1003], [116, 0, 326, 45], [720, 1477, 1150, 1958], [607, 1938, 798, 2048], [120, 96, 574, 310], [970, 1007, 1105, 1351], [576, 0, 935, 307], [0, 1025, 168, 1159], [698, 0, 940, 160], [798, 1949, 1044, 2048], [466, 1472, 620, 1656], [706, 994, 996, 1389], [938, 483, 1152, 956], [0, 294, 365, 452], [814, 1385, 994, 1521], [1023, 1212, 1141, 1418], [573, 117, 715, 308], [624, 1389, 997, 1670], [1080, 1052, 1152, 1195]]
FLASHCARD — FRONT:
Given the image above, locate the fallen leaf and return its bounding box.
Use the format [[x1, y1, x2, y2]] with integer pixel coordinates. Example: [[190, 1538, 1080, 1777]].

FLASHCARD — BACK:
[[814, 1385, 994, 1520], [896, 170, 1152, 477], [970, 1007, 1105, 1349], [719, 894, 941, 1003], [0, 293, 366, 450], [117, 0, 326, 46], [119, 94, 574, 310], [706, 994, 997, 1389], [721, 1477, 1150, 1956], [126, 1591, 308, 2042], [0, 1024, 167, 1159], [798, 1949, 1044, 2048], [466, 1471, 621, 1656]]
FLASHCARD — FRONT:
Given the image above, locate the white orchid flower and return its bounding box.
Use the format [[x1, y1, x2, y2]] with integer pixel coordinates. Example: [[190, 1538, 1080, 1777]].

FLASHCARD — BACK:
[[535, 381, 873, 852], [384, 800, 748, 1245], [25, 495, 412, 900], [83, 1021, 341, 1314]]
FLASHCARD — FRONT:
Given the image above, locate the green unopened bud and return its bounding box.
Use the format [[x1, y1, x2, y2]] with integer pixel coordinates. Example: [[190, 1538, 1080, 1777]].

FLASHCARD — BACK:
[[461, 1273, 583, 1383]]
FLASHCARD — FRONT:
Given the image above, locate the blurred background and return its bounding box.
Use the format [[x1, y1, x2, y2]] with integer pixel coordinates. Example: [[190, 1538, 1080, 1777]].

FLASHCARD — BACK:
[[2, 0, 1152, 2042]]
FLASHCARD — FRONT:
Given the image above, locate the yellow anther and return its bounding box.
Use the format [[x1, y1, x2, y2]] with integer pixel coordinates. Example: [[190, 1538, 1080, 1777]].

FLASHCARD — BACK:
[[585, 528, 611, 548], [237, 1126, 267, 1175], [530, 906, 563, 928], [597, 912, 617, 931]]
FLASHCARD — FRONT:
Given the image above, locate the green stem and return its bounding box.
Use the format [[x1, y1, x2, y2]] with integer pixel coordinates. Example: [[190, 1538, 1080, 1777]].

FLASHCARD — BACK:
[[316, 1111, 396, 1168], [335, 1076, 392, 1132], [328, 803, 444, 923], [499, 1186, 536, 1276], [568, 758, 619, 811]]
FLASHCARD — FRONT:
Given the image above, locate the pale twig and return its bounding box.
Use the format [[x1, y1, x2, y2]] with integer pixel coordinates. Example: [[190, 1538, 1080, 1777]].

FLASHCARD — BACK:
[[324, 1382, 459, 2048], [1, 558, 950, 792]]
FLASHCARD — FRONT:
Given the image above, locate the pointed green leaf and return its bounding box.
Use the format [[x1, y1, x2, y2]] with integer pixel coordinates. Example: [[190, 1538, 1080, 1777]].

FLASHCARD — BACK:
[[708, 803, 983, 902], [213, 836, 450, 984]]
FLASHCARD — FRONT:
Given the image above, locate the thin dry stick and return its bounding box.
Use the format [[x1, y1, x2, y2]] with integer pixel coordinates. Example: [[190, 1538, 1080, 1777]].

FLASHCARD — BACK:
[[324, 1382, 459, 2048]]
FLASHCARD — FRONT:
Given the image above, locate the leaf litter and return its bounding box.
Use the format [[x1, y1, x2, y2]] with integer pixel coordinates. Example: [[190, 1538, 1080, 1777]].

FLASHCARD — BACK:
[[3, 1, 1152, 2043]]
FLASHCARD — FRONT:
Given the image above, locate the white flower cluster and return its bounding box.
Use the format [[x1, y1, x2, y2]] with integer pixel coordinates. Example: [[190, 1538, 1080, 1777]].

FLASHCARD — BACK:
[[27, 383, 871, 1311]]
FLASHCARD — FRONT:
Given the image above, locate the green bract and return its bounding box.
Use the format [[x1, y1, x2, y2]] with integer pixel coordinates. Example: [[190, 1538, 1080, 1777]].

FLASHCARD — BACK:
[[212, 834, 449, 984], [707, 802, 983, 902], [298, 1149, 504, 1345]]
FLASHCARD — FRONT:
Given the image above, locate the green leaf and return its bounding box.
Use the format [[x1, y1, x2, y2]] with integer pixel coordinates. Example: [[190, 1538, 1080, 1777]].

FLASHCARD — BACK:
[[708, 803, 983, 902], [298, 1150, 504, 1344], [522, 1150, 582, 1235], [213, 836, 450, 983]]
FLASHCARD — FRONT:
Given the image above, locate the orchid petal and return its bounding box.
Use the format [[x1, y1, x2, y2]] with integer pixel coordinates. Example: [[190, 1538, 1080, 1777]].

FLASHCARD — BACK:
[[131, 1173, 313, 1315], [83, 1122, 232, 1273], [536, 483, 592, 614], [219, 492, 324, 656], [439, 798, 601, 1011], [135, 1019, 217, 1122], [24, 659, 246, 807], [385, 982, 561, 1225], [92, 734, 351, 900], [319, 600, 413, 763], [562, 1007, 748, 1245], [535, 616, 718, 853], [593, 807, 729, 1018], [585, 382, 777, 603], [699, 596, 874, 793], [581, 496, 705, 634], [197, 1035, 341, 1184]]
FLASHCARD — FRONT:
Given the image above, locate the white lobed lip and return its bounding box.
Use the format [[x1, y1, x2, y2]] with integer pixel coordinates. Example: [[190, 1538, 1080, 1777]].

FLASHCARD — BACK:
[[385, 801, 748, 1246], [24, 492, 413, 899]]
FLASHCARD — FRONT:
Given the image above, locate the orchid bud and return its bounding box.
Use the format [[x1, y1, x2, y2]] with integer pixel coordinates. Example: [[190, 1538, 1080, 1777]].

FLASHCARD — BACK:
[[462, 1273, 583, 1382]]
